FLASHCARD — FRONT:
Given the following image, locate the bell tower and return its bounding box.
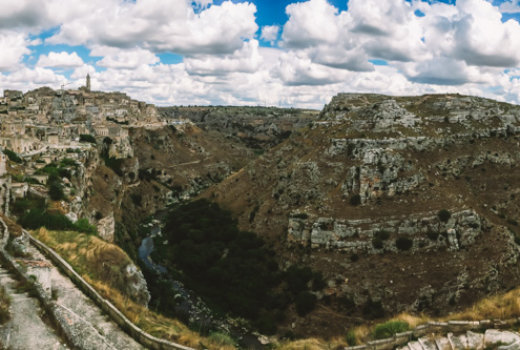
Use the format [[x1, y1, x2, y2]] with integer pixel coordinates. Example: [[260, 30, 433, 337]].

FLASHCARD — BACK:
[[86, 73, 91, 92]]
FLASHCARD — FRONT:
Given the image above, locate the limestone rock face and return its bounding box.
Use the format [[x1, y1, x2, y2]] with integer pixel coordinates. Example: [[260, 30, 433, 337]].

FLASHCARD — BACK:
[[97, 213, 115, 242], [122, 264, 151, 307], [288, 209, 483, 253]]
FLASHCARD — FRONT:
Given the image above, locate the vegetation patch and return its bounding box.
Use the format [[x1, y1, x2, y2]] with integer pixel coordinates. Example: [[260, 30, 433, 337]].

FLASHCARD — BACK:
[[79, 134, 97, 144], [373, 320, 409, 339], [396, 237, 413, 251], [3, 148, 22, 163], [151, 199, 323, 333], [437, 209, 452, 223], [20, 209, 96, 234]]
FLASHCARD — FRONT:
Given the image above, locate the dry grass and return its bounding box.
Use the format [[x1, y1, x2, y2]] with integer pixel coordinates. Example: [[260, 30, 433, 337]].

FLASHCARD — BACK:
[[0, 285, 10, 324], [33, 228, 236, 350], [0, 213, 22, 237], [278, 289, 520, 350], [446, 288, 520, 321]]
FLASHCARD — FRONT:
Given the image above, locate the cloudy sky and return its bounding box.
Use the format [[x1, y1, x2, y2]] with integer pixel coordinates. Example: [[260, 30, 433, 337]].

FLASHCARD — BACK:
[[2, 0, 520, 109]]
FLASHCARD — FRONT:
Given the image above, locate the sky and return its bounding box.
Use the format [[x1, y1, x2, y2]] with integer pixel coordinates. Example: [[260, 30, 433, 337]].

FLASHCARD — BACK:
[[3, 0, 520, 109]]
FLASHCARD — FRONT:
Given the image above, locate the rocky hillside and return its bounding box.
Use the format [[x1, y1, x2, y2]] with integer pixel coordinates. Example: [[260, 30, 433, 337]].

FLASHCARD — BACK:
[[203, 93, 520, 337], [159, 106, 318, 150]]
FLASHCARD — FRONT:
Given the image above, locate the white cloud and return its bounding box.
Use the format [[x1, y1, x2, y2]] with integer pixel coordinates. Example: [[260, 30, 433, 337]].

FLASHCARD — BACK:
[[37, 51, 84, 68], [184, 40, 261, 76], [282, 0, 346, 48], [260, 25, 280, 44], [0, 31, 30, 71], [499, 1, 520, 13], [48, 0, 258, 56], [93, 46, 159, 69]]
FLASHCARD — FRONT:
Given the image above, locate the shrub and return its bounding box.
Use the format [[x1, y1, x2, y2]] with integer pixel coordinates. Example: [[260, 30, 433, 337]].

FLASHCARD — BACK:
[[438, 209, 451, 223], [79, 134, 96, 144], [104, 156, 124, 176], [372, 237, 384, 249], [311, 271, 327, 291], [74, 218, 98, 235], [396, 237, 413, 251], [3, 149, 22, 163], [295, 291, 317, 316], [346, 330, 357, 346], [19, 209, 96, 235], [373, 230, 390, 249], [349, 194, 361, 206], [285, 266, 313, 294], [426, 230, 439, 241], [49, 181, 65, 201], [374, 230, 390, 240], [130, 193, 142, 207], [373, 320, 409, 339], [20, 209, 75, 231]]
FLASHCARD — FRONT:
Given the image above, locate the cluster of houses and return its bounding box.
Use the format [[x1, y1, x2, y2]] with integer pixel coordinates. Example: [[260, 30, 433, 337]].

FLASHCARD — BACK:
[[0, 76, 181, 215]]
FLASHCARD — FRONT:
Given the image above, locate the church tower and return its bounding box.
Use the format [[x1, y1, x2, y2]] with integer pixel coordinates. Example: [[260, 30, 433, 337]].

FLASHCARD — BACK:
[[86, 73, 91, 92]]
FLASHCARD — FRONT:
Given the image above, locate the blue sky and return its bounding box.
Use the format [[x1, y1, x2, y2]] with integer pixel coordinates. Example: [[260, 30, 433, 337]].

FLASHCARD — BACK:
[[2, 0, 520, 108]]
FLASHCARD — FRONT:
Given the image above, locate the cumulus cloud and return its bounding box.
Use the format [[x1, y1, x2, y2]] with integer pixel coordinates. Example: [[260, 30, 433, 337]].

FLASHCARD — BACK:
[[0, 31, 30, 71], [499, 1, 520, 13], [184, 40, 261, 76], [260, 25, 280, 44], [37, 51, 84, 68], [93, 46, 159, 69], [48, 0, 258, 55]]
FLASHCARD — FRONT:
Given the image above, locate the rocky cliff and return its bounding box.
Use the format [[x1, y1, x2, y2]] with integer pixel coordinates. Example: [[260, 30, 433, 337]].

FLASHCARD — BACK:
[[203, 93, 520, 337], [159, 106, 318, 150]]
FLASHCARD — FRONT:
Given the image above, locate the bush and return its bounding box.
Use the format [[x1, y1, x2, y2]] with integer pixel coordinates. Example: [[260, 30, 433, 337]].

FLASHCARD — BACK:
[[79, 134, 96, 144], [346, 330, 357, 346], [396, 237, 413, 251], [3, 149, 22, 163], [74, 218, 98, 235], [426, 230, 439, 241], [104, 156, 124, 176], [130, 193, 142, 207], [374, 230, 390, 240], [372, 237, 384, 249], [349, 194, 361, 206], [285, 266, 313, 294], [295, 291, 317, 316], [49, 181, 65, 201], [373, 320, 409, 339], [373, 230, 390, 249], [438, 209, 451, 223], [20, 209, 75, 231], [19, 209, 96, 235]]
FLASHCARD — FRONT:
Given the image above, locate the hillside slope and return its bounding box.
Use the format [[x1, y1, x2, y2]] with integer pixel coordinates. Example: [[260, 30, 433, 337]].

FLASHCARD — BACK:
[[203, 93, 520, 337]]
